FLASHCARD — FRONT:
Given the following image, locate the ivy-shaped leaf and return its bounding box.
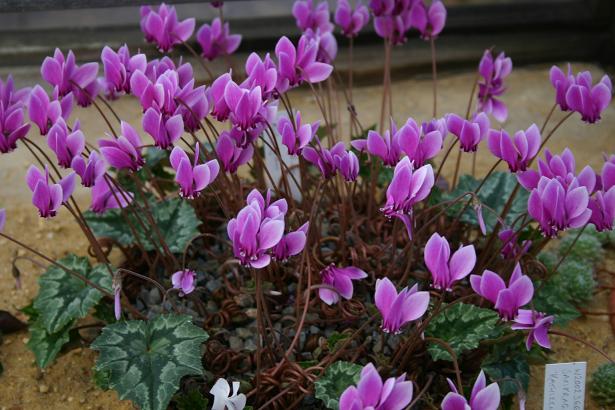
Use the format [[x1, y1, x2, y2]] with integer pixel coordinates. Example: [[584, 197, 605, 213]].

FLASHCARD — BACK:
[[425, 303, 503, 362], [84, 198, 200, 253], [315, 361, 362, 409], [27, 319, 73, 368], [33, 254, 112, 334], [174, 390, 209, 410], [91, 314, 209, 410], [443, 172, 529, 233], [482, 335, 531, 396]]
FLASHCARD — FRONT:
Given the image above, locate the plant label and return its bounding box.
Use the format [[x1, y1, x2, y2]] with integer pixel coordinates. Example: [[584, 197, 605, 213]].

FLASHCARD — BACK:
[[543, 362, 586, 410]]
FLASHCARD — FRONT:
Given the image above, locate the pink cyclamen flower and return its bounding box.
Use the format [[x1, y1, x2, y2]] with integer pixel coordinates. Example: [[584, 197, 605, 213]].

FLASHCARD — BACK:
[[171, 269, 196, 296], [318, 264, 367, 305], [90, 179, 133, 214], [303, 141, 358, 181], [28, 85, 73, 135], [339, 363, 414, 410], [351, 119, 419, 167], [272, 222, 309, 262], [374, 13, 413, 45], [47, 118, 85, 168], [487, 124, 541, 172], [209, 72, 233, 121], [588, 189, 615, 232], [511, 309, 554, 350], [409, 0, 446, 40], [405, 118, 446, 167], [71, 150, 106, 188], [550, 65, 612, 124], [380, 157, 434, 238], [101, 45, 147, 98], [99, 121, 145, 172], [227, 189, 287, 269], [216, 131, 254, 173], [278, 111, 319, 155], [224, 81, 264, 137], [477, 50, 512, 122], [368, 0, 395, 17], [113, 276, 122, 320], [0, 75, 30, 154], [527, 176, 591, 237], [470, 263, 534, 320], [0, 208, 5, 232], [446, 112, 490, 152], [425, 232, 476, 291], [335, 0, 370, 38], [140, 3, 195, 52], [375, 277, 430, 334], [41, 48, 99, 107], [441, 370, 500, 410], [196, 18, 242, 61], [275, 35, 333, 92], [292, 0, 333, 33], [517, 148, 596, 192], [498, 228, 531, 260], [25, 165, 75, 218], [170, 144, 219, 199], [241, 52, 278, 100], [142, 108, 184, 149]]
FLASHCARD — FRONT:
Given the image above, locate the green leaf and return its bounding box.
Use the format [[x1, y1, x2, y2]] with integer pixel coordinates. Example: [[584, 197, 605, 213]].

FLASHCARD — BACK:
[[84, 198, 200, 254], [27, 319, 73, 368], [425, 303, 503, 361], [33, 254, 112, 334], [91, 314, 209, 410], [443, 172, 529, 233], [315, 361, 362, 409], [482, 335, 531, 396], [174, 389, 209, 410]]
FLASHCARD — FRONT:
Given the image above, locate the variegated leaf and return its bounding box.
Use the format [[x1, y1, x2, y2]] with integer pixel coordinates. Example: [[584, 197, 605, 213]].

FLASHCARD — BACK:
[[315, 361, 362, 409]]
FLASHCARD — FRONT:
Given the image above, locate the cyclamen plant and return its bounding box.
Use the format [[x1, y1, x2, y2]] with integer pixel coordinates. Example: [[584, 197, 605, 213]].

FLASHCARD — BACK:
[[1, 1, 614, 409]]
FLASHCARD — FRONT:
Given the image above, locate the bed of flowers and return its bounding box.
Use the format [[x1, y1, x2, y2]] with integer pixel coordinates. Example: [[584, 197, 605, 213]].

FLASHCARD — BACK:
[[1, 0, 614, 409]]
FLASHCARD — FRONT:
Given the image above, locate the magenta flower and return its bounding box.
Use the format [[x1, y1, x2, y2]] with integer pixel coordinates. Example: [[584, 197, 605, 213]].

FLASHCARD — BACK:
[[140, 3, 195, 52], [90, 179, 133, 214], [368, 0, 395, 17], [405, 118, 446, 167], [41, 49, 99, 107], [28, 85, 73, 135], [550, 65, 612, 124], [477, 50, 512, 122], [336, 149, 360, 182], [113, 277, 122, 320], [25, 165, 75, 218], [99, 121, 145, 172], [351, 119, 419, 167], [171, 269, 196, 296], [375, 277, 429, 334], [318, 264, 367, 305], [335, 0, 370, 38], [47, 118, 85, 168], [446, 112, 490, 152], [101, 45, 147, 98], [425, 232, 476, 291], [303, 141, 359, 181], [374, 14, 412, 45], [227, 189, 287, 269], [0, 208, 5, 232], [170, 144, 219, 199], [511, 309, 554, 350], [143, 108, 184, 149], [588, 163, 615, 231], [487, 124, 541, 172], [527, 176, 591, 237], [380, 157, 434, 238], [278, 111, 319, 155], [0, 75, 30, 154], [441, 370, 500, 410], [498, 228, 531, 260], [209, 72, 233, 121], [272, 222, 309, 262], [517, 148, 596, 192], [292, 0, 333, 33], [224, 81, 265, 140], [241, 53, 278, 100], [339, 363, 414, 410], [275, 35, 333, 92], [216, 131, 254, 173], [409, 0, 446, 40], [196, 18, 241, 61], [71, 150, 106, 188], [471, 263, 534, 320]]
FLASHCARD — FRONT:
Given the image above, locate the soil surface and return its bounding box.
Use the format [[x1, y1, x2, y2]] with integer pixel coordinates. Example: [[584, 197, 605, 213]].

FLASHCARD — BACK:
[[0, 62, 613, 409]]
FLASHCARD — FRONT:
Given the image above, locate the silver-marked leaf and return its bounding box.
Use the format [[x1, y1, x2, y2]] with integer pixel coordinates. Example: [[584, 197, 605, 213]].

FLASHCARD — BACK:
[[33, 254, 112, 334], [315, 361, 362, 409], [91, 314, 209, 410], [27, 319, 73, 368], [84, 198, 200, 253]]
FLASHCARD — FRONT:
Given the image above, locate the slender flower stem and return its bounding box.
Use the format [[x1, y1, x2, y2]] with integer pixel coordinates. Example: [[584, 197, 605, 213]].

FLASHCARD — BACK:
[[535, 111, 574, 160], [549, 329, 614, 363], [541, 103, 558, 134], [409, 374, 435, 408], [430, 37, 438, 118], [180, 40, 214, 82], [451, 148, 462, 189], [434, 138, 459, 184], [425, 337, 463, 391], [69, 80, 118, 138], [550, 224, 587, 275], [348, 36, 354, 136]]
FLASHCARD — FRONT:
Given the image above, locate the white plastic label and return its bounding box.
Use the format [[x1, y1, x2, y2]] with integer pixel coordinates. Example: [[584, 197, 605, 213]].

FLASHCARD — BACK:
[[543, 362, 586, 410]]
